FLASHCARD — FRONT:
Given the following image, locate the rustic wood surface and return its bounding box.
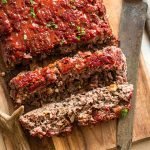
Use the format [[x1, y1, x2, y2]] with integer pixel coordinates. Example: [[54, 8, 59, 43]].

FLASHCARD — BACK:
[[0, 0, 149, 150], [133, 54, 150, 142]]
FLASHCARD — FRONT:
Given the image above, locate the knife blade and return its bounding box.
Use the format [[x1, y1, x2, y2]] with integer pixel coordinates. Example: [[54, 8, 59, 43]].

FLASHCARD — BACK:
[[116, 0, 147, 149], [145, 0, 150, 39]]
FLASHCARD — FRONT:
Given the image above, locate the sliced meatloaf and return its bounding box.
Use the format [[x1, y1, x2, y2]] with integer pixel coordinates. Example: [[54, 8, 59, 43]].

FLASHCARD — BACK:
[[19, 83, 133, 138], [9, 46, 127, 107], [0, 0, 117, 67]]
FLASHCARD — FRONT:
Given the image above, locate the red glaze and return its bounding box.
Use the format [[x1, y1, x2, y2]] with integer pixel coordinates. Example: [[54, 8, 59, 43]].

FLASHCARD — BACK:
[[0, 0, 116, 67], [9, 46, 124, 100]]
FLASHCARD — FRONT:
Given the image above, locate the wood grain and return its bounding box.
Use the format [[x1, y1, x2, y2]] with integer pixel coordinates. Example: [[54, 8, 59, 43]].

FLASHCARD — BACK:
[[103, 0, 123, 36], [133, 54, 150, 142], [53, 121, 116, 150], [0, 0, 149, 150]]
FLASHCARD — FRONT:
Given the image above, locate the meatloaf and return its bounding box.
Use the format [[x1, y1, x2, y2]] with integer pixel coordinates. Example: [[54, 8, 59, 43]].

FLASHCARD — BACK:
[[19, 83, 133, 138], [0, 0, 117, 67], [9, 46, 127, 107]]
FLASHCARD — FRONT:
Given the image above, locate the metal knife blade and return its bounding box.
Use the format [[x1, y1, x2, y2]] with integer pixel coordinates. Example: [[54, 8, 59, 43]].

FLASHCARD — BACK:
[[116, 0, 147, 150]]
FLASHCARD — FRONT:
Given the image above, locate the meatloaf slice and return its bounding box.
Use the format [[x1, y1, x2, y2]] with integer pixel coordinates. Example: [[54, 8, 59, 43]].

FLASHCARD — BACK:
[[19, 83, 133, 138], [9, 46, 127, 107], [0, 0, 117, 67]]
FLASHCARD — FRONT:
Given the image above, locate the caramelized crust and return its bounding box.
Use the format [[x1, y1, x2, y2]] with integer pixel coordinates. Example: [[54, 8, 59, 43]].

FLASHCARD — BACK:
[[0, 0, 117, 67], [9, 46, 126, 107]]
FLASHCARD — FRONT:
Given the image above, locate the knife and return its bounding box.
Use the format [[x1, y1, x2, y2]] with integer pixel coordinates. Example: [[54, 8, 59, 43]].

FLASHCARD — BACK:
[[145, 0, 150, 39], [116, 0, 147, 149]]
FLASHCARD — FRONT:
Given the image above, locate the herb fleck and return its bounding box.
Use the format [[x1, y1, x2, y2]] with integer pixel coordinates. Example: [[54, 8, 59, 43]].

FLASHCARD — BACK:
[[2, 0, 7, 4], [30, 0, 34, 5], [76, 36, 80, 41], [30, 8, 36, 18], [77, 26, 85, 36], [121, 108, 128, 118], [47, 22, 58, 29], [76, 26, 85, 40]]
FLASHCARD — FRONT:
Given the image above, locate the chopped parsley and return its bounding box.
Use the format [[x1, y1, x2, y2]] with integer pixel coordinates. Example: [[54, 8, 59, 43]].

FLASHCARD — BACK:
[[77, 26, 86, 36], [76, 36, 81, 41], [2, 0, 7, 4], [121, 108, 128, 118], [47, 22, 58, 29], [30, 8, 36, 18], [30, 0, 34, 5], [23, 34, 27, 40], [76, 26, 85, 40]]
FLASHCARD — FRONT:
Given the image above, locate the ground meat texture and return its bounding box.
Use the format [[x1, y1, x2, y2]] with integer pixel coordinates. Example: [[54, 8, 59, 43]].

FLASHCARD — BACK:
[[0, 0, 118, 67], [19, 83, 133, 138], [0, 10, 12, 36], [9, 46, 127, 107]]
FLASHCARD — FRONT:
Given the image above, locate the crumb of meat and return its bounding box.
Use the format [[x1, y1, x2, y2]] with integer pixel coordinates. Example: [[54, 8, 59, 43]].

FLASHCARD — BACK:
[[9, 46, 127, 110], [19, 83, 133, 138], [0, 72, 5, 77]]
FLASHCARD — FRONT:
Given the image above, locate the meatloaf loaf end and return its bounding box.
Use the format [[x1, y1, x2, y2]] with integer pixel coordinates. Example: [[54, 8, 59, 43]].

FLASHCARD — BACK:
[[0, 0, 118, 67], [19, 83, 133, 138], [9, 46, 127, 107]]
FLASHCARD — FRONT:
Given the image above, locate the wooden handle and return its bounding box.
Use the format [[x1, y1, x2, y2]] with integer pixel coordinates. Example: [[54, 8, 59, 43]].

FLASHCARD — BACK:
[[0, 106, 30, 150]]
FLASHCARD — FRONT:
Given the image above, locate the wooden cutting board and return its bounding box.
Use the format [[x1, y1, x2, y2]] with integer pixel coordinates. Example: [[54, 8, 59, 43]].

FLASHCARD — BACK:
[[133, 54, 150, 142], [0, 0, 149, 150]]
